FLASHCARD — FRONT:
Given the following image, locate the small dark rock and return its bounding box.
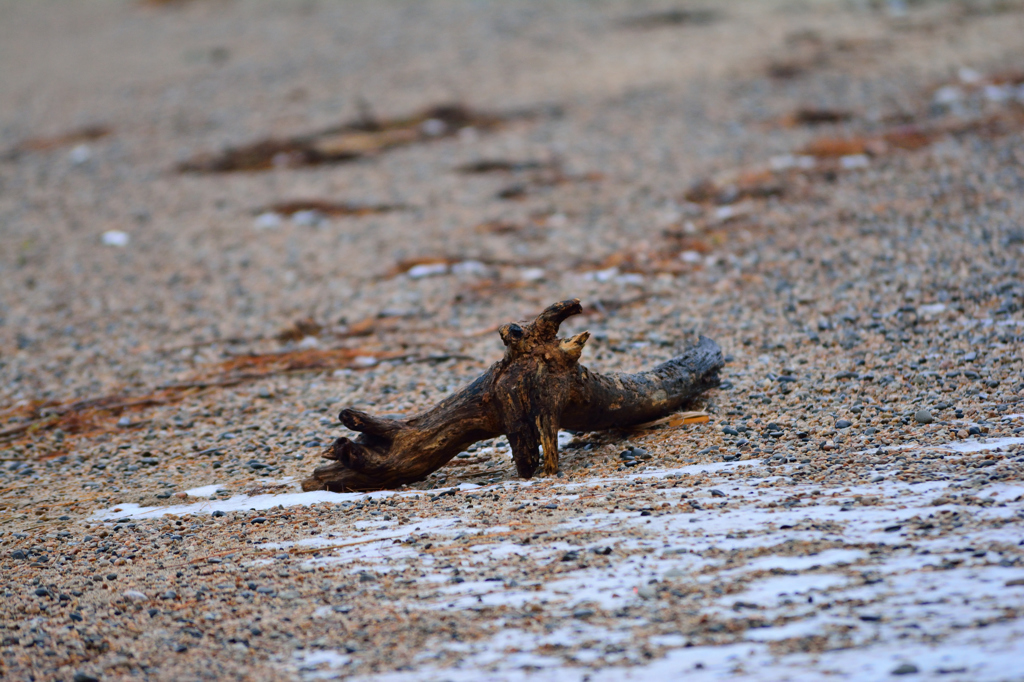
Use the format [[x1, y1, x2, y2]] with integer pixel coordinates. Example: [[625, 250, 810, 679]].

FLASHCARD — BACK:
[[836, 420, 853, 429], [891, 663, 919, 675]]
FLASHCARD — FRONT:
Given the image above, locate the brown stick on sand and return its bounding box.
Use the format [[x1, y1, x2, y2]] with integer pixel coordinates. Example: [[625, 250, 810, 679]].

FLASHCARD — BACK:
[[302, 299, 724, 492]]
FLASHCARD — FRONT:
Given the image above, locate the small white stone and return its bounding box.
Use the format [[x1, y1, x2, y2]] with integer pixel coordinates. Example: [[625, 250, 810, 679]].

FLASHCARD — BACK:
[[583, 267, 619, 283], [101, 230, 130, 247], [123, 590, 148, 603], [616, 273, 645, 285], [420, 118, 447, 136], [983, 84, 1011, 103], [958, 67, 982, 84], [713, 205, 748, 222], [770, 154, 796, 171], [291, 210, 325, 227], [679, 250, 703, 264], [932, 85, 963, 106], [296, 336, 320, 350], [518, 267, 546, 282], [254, 212, 283, 229], [450, 260, 488, 276], [407, 263, 449, 279], [546, 213, 568, 228], [839, 154, 870, 170], [68, 144, 92, 165], [352, 356, 378, 368]]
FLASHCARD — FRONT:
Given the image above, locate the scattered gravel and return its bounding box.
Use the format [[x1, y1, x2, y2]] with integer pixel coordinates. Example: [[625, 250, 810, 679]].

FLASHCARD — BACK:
[[2, 1, 1024, 681]]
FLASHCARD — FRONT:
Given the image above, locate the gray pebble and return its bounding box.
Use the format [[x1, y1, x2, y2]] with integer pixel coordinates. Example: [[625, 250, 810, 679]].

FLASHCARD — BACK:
[[914, 409, 934, 424], [891, 663, 919, 675]]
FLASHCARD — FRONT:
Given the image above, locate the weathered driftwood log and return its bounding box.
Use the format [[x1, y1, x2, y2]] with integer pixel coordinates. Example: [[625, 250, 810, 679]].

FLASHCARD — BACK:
[[302, 299, 723, 492]]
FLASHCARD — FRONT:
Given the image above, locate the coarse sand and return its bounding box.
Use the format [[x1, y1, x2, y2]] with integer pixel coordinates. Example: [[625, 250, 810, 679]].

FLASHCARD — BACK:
[[1, 1, 1024, 681]]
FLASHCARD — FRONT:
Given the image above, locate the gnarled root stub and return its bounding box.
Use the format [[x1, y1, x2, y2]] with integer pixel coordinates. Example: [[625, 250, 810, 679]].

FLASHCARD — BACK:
[[302, 299, 724, 492]]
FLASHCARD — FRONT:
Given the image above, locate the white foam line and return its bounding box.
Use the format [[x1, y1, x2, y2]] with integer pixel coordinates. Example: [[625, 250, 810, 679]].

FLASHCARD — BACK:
[[90, 459, 764, 520], [935, 437, 1024, 454]]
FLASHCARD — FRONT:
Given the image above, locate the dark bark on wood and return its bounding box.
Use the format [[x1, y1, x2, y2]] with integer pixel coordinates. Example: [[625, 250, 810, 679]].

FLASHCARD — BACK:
[[302, 299, 724, 492]]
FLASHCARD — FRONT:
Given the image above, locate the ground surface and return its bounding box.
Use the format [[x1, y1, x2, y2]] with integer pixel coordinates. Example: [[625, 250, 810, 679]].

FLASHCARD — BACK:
[[1, 1, 1024, 681]]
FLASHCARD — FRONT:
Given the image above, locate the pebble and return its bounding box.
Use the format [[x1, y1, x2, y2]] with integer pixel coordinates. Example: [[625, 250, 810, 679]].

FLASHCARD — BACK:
[[254, 212, 283, 229], [101, 230, 130, 247], [914, 409, 934, 424], [891, 663, 919, 675]]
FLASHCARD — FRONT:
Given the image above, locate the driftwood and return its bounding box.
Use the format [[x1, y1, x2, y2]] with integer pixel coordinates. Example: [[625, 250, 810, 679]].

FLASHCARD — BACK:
[[302, 299, 724, 492]]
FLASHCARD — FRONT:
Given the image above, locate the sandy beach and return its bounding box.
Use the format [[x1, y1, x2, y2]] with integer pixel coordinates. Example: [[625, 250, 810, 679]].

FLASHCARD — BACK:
[[1, 1, 1024, 680]]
